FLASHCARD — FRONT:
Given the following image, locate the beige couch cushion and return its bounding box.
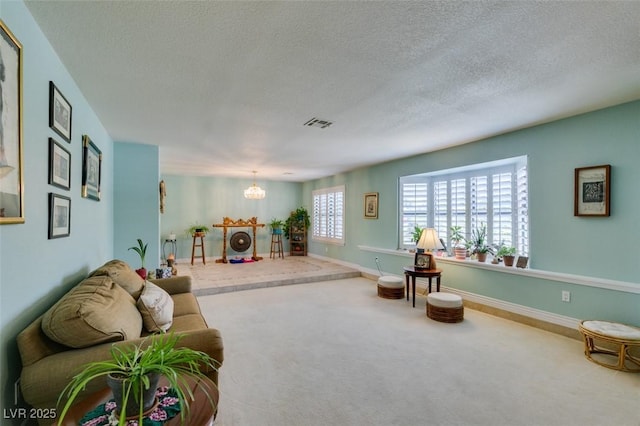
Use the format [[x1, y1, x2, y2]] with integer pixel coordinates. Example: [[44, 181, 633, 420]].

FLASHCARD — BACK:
[[90, 259, 145, 299], [41, 275, 142, 348], [137, 282, 174, 332]]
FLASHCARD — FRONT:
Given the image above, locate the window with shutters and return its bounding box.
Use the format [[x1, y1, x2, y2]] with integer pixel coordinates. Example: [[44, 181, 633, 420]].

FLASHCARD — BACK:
[[399, 157, 529, 256], [312, 185, 345, 245]]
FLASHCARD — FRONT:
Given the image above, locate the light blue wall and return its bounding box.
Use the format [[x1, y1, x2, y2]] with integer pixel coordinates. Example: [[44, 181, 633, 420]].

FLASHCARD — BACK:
[[0, 1, 114, 410], [113, 142, 160, 270], [305, 100, 640, 325], [160, 175, 302, 260]]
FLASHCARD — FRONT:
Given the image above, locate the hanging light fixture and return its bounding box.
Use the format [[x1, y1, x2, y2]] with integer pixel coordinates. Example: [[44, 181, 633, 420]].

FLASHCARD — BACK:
[[244, 171, 266, 199]]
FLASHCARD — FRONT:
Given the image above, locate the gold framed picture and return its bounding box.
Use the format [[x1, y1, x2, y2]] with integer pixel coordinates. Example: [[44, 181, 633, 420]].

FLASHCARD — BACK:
[[0, 20, 24, 224], [364, 192, 378, 219]]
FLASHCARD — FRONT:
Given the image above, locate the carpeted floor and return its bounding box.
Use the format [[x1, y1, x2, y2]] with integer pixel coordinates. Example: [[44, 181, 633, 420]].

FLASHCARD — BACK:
[[180, 256, 361, 296], [198, 277, 639, 426]]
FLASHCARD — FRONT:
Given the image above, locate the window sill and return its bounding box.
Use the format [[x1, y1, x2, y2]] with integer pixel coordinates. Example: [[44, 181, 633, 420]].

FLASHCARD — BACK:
[[357, 245, 639, 294]]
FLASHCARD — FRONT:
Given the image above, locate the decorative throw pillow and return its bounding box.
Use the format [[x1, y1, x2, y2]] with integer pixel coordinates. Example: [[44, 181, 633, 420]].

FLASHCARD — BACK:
[[41, 275, 143, 348], [137, 282, 174, 333], [89, 259, 145, 299]]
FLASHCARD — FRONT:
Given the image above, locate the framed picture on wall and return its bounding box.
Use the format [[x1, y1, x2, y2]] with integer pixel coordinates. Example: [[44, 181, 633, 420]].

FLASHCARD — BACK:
[[0, 20, 25, 224], [48, 193, 71, 239], [574, 164, 611, 217], [364, 192, 378, 219], [48, 138, 71, 190], [81, 135, 102, 201], [49, 81, 72, 143]]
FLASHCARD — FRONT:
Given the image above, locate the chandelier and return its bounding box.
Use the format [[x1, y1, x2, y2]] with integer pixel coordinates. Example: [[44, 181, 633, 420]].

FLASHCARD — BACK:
[[244, 171, 266, 199]]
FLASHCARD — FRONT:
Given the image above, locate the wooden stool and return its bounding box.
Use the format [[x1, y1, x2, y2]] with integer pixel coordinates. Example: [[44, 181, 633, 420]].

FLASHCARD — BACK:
[[578, 320, 640, 372], [270, 233, 284, 259], [426, 292, 463, 323], [377, 276, 404, 299], [191, 233, 206, 265]]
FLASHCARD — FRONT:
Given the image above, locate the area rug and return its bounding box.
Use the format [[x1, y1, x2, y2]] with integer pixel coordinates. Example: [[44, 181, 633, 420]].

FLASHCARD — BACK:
[[180, 256, 360, 296]]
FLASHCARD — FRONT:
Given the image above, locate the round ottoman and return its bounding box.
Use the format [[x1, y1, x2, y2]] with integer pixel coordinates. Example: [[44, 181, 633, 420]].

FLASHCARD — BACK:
[[377, 276, 404, 299], [578, 320, 640, 372], [426, 292, 464, 323]]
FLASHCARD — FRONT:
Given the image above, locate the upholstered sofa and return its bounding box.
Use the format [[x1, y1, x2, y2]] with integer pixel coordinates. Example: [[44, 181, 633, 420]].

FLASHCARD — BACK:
[[17, 260, 223, 425]]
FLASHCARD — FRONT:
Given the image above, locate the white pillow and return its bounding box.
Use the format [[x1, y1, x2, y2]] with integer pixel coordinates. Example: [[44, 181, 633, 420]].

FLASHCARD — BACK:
[[136, 282, 174, 332]]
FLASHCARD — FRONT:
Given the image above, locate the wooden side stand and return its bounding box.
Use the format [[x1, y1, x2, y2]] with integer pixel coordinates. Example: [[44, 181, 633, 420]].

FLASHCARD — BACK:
[[213, 217, 265, 263]]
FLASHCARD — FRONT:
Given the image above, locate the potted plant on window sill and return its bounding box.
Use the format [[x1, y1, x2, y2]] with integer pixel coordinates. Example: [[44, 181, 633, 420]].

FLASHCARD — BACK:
[[469, 223, 494, 262], [411, 225, 423, 253], [128, 238, 148, 279], [57, 333, 219, 426], [496, 245, 517, 266], [449, 226, 467, 260]]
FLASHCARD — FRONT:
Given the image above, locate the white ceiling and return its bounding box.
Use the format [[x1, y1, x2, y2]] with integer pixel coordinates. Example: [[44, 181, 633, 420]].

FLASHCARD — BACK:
[[25, 1, 640, 182]]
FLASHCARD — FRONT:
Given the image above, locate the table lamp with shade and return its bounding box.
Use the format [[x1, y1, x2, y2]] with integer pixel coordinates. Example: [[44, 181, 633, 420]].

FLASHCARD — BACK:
[[415, 228, 444, 270]]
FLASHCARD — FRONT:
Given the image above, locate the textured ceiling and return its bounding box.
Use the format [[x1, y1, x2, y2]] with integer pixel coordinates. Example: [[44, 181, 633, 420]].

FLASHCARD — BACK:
[[25, 1, 640, 182]]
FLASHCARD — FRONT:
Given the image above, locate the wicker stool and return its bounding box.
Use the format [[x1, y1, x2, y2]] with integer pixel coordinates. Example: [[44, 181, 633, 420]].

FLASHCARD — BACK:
[[377, 276, 404, 299], [578, 320, 640, 372], [426, 292, 463, 323]]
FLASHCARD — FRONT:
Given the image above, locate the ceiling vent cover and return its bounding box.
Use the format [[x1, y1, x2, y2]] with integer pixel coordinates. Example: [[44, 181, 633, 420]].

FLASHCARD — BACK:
[[304, 118, 333, 129]]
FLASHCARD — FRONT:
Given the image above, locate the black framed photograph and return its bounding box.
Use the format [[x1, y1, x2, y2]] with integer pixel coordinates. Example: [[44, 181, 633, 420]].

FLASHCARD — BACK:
[[364, 192, 378, 219], [516, 256, 529, 269], [49, 81, 72, 142], [0, 20, 25, 224], [49, 138, 70, 190], [48, 193, 71, 239], [82, 135, 102, 201], [574, 164, 611, 217], [414, 252, 433, 270]]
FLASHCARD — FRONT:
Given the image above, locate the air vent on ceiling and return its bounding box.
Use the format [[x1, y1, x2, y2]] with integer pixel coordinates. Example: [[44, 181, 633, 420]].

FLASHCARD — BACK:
[[304, 117, 333, 129]]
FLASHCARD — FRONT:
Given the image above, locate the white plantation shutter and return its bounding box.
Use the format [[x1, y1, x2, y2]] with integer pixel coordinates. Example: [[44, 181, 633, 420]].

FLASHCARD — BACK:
[[312, 185, 345, 244], [399, 157, 529, 256], [400, 181, 428, 245], [516, 165, 529, 256]]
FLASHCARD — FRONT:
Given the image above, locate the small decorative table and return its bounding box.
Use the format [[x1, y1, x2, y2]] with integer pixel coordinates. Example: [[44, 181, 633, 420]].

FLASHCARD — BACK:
[[403, 266, 442, 308]]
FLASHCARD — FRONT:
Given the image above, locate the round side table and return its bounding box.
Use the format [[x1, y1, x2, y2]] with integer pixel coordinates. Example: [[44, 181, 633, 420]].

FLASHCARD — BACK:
[[403, 266, 442, 308]]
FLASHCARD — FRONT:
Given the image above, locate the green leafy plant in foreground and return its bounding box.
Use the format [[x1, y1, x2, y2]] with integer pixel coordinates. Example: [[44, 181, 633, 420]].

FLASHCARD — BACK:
[[57, 333, 219, 426]]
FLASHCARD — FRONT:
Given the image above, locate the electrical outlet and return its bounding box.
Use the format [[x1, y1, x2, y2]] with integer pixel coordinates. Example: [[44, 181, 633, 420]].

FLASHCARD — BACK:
[[562, 291, 571, 302]]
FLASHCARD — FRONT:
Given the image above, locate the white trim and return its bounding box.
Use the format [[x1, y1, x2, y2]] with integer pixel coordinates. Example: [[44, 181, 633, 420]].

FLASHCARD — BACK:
[[441, 286, 580, 330], [357, 245, 640, 294]]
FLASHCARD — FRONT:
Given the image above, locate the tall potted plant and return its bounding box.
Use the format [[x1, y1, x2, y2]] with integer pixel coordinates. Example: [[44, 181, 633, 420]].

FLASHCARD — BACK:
[[128, 238, 148, 279], [57, 333, 219, 426]]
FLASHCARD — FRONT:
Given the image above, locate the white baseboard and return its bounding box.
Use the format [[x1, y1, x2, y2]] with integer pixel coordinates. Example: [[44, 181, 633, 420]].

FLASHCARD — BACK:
[[310, 253, 580, 331]]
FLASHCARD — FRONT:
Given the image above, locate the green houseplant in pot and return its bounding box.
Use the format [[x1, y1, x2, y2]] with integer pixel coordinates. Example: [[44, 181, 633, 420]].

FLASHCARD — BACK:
[[449, 226, 467, 260], [496, 245, 517, 266], [469, 223, 494, 262], [284, 207, 310, 239], [411, 225, 423, 252], [269, 218, 284, 235], [186, 224, 210, 237], [57, 333, 219, 426], [128, 238, 148, 279]]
